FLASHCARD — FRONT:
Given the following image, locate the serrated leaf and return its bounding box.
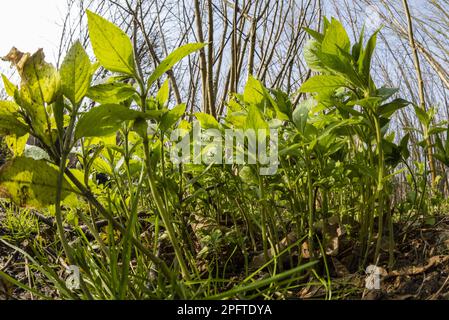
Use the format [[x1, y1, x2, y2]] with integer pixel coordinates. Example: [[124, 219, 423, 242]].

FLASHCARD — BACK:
[[293, 99, 314, 133], [304, 39, 328, 73], [147, 43, 206, 87], [14, 89, 50, 145], [195, 112, 220, 130], [414, 105, 430, 127], [245, 104, 268, 131], [60, 41, 92, 105], [321, 18, 350, 55], [1, 74, 17, 97], [243, 75, 266, 108], [20, 49, 60, 105], [87, 10, 135, 75], [358, 29, 380, 83], [160, 104, 186, 132], [75, 104, 149, 139], [4, 134, 29, 156], [0, 101, 29, 136], [303, 27, 324, 42], [0, 157, 77, 208], [87, 82, 136, 104], [300, 75, 346, 94], [156, 79, 170, 108]]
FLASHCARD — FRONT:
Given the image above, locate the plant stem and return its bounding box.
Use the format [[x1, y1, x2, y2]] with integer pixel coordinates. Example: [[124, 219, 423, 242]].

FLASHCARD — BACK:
[[55, 152, 73, 264], [136, 76, 191, 281], [373, 115, 385, 263]]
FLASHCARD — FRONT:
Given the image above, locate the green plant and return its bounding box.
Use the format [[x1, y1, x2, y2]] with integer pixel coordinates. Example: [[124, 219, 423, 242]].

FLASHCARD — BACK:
[[0, 10, 318, 299]]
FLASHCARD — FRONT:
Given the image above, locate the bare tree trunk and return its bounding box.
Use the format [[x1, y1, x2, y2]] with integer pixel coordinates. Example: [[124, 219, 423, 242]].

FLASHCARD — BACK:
[[194, 0, 209, 114], [207, 0, 216, 117], [402, 0, 437, 186]]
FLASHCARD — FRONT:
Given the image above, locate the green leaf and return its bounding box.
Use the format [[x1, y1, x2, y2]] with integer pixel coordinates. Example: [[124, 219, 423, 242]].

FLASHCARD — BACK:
[[303, 27, 324, 42], [358, 29, 380, 83], [304, 39, 328, 73], [147, 43, 206, 87], [428, 127, 447, 135], [60, 41, 92, 105], [156, 79, 170, 108], [86, 10, 135, 75], [245, 104, 268, 131], [377, 99, 409, 118], [75, 104, 149, 139], [132, 117, 149, 138], [14, 89, 51, 145], [53, 96, 65, 134], [243, 75, 266, 109], [400, 133, 410, 160], [0, 101, 29, 137], [160, 104, 186, 132], [87, 82, 136, 104], [414, 105, 430, 127], [321, 18, 350, 55], [272, 89, 291, 120], [377, 87, 399, 100], [323, 17, 331, 33], [434, 152, 449, 167], [293, 99, 314, 133], [20, 49, 61, 105], [195, 112, 220, 130], [4, 134, 29, 156], [316, 51, 362, 86], [300, 75, 346, 94], [0, 157, 77, 208], [1, 74, 17, 97], [24, 145, 51, 161], [352, 26, 365, 62]]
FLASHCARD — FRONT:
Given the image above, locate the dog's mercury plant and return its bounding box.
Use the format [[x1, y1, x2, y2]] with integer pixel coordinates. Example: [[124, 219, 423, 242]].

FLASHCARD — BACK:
[[1, 12, 443, 300]]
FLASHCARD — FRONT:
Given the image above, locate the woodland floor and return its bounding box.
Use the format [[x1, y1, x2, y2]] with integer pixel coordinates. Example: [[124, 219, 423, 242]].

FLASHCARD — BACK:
[[1, 209, 449, 300]]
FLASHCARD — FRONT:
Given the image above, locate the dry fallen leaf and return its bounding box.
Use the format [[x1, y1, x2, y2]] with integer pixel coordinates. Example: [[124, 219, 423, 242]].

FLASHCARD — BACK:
[[331, 257, 350, 277]]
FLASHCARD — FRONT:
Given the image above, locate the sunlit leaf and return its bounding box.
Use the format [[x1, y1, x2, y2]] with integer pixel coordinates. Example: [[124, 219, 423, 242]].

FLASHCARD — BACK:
[[4, 134, 29, 156], [160, 104, 186, 132], [20, 49, 61, 105], [300, 75, 346, 94], [321, 18, 350, 55], [0, 101, 29, 137], [147, 43, 206, 87], [243, 75, 266, 109], [75, 104, 150, 139], [156, 79, 170, 108], [1, 74, 17, 97], [245, 105, 268, 131], [293, 99, 314, 133], [87, 82, 136, 104], [0, 157, 77, 208], [87, 10, 135, 75], [60, 41, 92, 105], [195, 112, 220, 130]]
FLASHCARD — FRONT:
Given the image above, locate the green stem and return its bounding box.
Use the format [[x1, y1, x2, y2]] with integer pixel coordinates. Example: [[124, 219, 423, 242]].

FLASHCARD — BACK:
[[373, 115, 385, 263], [55, 152, 73, 264], [64, 169, 177, 286], [136, 77, 191, 280], [305, 151, 315, 257], [258, 172, 269, 263], [142, 138, 190, 280]]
